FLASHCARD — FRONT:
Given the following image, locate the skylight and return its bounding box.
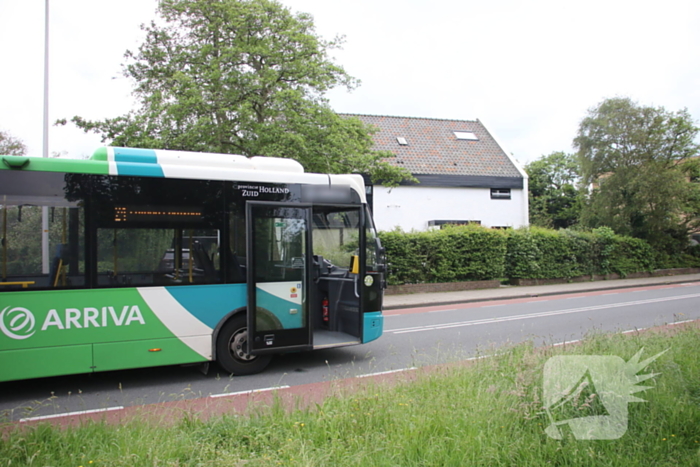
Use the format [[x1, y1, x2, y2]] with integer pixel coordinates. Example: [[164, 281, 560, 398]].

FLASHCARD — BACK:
[[396, 137, 408, 146], [454, 131, 478, 141]]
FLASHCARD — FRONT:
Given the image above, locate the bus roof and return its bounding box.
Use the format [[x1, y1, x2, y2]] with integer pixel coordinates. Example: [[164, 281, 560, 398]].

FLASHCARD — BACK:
[[1, 147, 367, 203]]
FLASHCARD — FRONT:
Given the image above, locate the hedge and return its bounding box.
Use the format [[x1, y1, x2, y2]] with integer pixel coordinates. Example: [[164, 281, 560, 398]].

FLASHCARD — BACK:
[[378, 225, 657, 286], [504, 226, 654, 280], [378, 225, 506, 285]]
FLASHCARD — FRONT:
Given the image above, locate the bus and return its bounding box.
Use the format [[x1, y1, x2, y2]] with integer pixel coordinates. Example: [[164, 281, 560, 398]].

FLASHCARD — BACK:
[[0, 147, 386, 382]]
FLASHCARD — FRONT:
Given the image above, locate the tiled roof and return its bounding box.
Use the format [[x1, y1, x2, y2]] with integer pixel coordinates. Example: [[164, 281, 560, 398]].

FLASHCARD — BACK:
[[343, 114, 522, 178]]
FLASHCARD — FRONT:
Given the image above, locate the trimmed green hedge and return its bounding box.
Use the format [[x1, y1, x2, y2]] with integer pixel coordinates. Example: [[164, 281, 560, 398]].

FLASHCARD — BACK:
[[379, 225, 657, 285], [378, 225, 506, 285], [504, 226, 654, 279]]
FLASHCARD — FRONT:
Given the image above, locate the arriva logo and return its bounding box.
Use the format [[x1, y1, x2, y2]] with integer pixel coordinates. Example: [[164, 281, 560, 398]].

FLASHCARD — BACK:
[[0, 307, 36, 340], [0, 305, 145, 340]]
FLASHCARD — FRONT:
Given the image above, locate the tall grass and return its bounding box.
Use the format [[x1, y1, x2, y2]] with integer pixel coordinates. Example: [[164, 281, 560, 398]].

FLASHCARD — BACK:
[[2, 326, 700, 466]]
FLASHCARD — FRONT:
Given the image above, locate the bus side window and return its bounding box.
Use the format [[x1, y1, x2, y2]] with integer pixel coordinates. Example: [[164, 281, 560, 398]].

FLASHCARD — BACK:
[[1, 203, 85, 291], [96, 228, 222, 287]]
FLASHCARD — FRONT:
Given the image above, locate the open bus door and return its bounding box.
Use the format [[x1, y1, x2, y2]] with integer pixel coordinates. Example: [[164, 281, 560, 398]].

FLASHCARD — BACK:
[[246, 202, 371, 357], [246, 202, 313, 354]]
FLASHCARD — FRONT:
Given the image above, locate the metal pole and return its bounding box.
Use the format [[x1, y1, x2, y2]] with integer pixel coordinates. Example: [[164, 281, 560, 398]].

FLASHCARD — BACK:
[[41, 0, 50, 274]]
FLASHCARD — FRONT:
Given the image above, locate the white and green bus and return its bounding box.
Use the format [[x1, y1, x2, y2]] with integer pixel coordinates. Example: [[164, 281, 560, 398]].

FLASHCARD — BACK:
[[0, 147, 385, 382]]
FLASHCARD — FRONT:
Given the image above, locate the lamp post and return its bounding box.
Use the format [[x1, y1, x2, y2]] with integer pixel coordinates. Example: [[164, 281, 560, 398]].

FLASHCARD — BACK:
[[41, 0, 50, 274]]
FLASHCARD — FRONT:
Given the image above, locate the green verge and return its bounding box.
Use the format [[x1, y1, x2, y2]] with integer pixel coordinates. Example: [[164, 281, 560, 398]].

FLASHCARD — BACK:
[[2, 326, 699, 466]]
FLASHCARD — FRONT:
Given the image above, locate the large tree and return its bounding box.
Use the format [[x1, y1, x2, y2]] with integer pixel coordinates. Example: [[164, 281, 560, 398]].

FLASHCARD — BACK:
[[70, 0, 409, 185], [0, 129, 27, 156], [574, 97, 700, 253], [525, 151, 583, 229]]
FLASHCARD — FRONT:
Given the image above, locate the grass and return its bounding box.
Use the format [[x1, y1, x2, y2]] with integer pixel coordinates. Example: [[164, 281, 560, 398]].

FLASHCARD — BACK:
[[2, 325, 700, 466]]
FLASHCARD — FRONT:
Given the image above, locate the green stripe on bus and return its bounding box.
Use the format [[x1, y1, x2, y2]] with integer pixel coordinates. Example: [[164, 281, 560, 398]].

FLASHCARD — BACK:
[[0, 157, 109, 174]]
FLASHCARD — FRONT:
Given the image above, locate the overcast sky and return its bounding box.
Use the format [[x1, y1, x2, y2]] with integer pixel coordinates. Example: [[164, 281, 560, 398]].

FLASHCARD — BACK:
[[1, 0, 698, 165]]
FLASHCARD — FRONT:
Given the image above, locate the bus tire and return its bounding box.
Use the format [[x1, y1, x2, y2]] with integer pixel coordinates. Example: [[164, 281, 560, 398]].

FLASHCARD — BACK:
[[216, 315, 272, 376]]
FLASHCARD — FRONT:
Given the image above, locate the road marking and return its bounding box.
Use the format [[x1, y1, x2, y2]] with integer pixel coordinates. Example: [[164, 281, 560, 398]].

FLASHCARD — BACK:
[[388, 293, 700, 335], [20, 406, 124, 422], [357, 368, 416, 378], [621, 327, 647, 334], [552, 339, 582, 347], [210, 386, 290, 398], [672, 319, 696, 325]]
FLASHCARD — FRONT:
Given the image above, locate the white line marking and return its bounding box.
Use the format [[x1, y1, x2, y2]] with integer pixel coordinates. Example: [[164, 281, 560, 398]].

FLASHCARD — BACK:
[[621, 328, 647, 334], [357, 367, 416, 378], [210, 386, 290, 398], [388, 293, 700, 335], [669, 319, 695, 325], [552, 339, 582, 347], [20, 406, 124, 422], [428, 309, 457, 313]]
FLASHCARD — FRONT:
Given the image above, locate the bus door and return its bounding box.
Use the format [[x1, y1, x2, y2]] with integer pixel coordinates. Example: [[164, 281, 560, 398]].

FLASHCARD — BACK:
[[309, 206, 365, 349], [246, 203, 312, 354]]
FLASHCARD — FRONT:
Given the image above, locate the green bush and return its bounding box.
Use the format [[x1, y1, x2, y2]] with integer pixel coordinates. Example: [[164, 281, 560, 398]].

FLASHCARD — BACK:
[[378, 225, 506, 285], [607, 235, 655, 276], [506, 226, 655, 280], [505, 227, 589, 280], [380, 225, 666, 285]]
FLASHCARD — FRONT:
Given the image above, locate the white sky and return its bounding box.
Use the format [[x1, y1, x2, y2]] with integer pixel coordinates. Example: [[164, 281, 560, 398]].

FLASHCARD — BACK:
[[1, 0, 699, 165]]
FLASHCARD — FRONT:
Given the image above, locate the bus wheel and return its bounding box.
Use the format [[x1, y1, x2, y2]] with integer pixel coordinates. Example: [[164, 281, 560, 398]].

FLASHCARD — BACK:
[[216, 315, 272, 376]]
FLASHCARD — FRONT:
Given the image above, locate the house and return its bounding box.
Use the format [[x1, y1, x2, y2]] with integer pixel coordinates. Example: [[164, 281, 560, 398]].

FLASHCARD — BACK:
[[345, 114, 529, 232]]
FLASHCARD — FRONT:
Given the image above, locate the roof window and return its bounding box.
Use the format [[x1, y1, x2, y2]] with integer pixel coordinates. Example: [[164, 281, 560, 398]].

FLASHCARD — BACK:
[[396, 137, 408, 146], [453, 131, 478, 141]]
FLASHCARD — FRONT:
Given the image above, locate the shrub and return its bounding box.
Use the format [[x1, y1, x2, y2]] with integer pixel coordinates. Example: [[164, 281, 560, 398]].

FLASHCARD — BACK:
[[380, 225, 665, 285], [378, 225, 506, 285]]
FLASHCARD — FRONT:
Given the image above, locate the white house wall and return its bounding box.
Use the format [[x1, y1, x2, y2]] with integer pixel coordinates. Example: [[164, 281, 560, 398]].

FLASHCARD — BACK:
[[372, 185, 528, 232]]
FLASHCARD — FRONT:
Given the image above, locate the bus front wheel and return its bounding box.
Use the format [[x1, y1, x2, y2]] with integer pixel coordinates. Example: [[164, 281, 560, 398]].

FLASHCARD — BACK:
[[216, 315, 272, 376]]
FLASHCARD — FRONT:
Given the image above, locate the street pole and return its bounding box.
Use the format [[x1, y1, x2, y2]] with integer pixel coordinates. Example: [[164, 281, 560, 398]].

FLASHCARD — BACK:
[[41, 0, 50, 274]]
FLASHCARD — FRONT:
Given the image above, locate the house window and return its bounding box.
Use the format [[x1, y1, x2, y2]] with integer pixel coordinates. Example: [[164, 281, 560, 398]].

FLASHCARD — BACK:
[[396, 137, 408, 146], [490, 188, 511, 200], [428, 220, 481, 229], [453, 131, 478, 141]]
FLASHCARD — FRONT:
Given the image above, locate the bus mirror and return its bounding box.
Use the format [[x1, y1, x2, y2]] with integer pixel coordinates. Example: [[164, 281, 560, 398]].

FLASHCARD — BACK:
[[350, 255, 360, 275], [376, 237, 386, 256]]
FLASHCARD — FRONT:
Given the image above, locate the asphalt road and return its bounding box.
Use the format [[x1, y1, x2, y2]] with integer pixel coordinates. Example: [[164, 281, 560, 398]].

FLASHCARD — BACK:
[[1, 282, 699, 423]]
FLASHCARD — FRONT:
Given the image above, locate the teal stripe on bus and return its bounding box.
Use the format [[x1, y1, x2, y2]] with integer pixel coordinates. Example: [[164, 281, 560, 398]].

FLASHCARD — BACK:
[[166, 284, 246, 329], [115, 162, 165, 177], [112, 148, 158, 164]]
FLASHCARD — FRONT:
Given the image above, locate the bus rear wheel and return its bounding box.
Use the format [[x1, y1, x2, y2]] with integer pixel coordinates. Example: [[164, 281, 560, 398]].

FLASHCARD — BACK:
[[216, 315, 272, 376]]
